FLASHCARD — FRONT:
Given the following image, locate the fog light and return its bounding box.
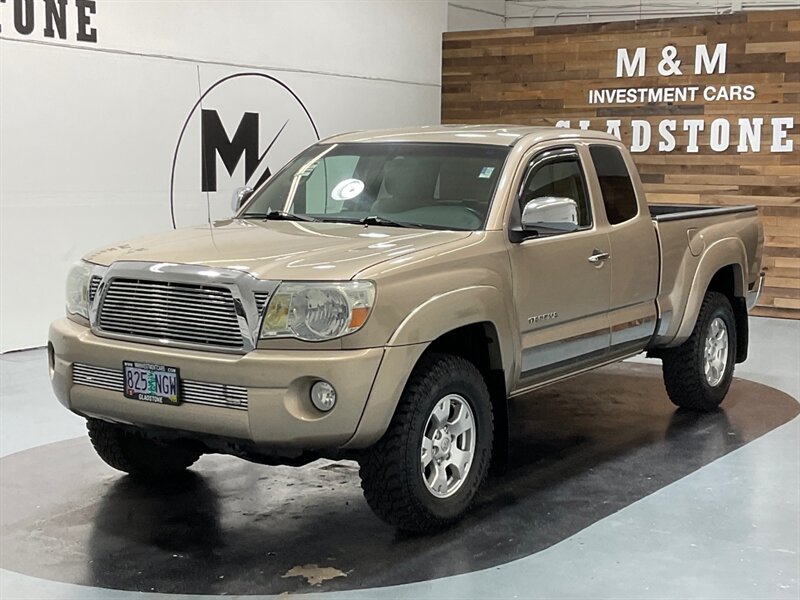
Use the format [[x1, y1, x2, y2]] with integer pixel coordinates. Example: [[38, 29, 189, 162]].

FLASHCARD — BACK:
[[310, 380, 337, 412]]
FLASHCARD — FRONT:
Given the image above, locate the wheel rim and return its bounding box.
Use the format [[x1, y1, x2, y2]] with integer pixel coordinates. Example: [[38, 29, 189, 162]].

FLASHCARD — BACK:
[[704, 317, 729, 387], [420, 394, 476, 499]]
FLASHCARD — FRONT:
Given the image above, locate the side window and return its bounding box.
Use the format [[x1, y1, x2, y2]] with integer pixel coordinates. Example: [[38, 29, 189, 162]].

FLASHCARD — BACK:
[[520, 154, 592, 228], [589, 145, 638, 225]]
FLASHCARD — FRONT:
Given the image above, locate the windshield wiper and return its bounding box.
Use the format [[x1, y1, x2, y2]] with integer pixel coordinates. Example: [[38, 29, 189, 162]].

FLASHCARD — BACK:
[[322, 215, 459, 230], [359, 215, 410, 228], [358, 216, 459, 230], [242, 210, 319, 222], [316, 215, 415, 228]]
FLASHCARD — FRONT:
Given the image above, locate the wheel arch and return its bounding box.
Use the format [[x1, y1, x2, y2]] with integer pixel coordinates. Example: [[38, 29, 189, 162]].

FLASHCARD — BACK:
[[386, 285, 515, 468], [387, 285, 516, 379], [346, 307, 514, 463], [670, 238, 748, 352]]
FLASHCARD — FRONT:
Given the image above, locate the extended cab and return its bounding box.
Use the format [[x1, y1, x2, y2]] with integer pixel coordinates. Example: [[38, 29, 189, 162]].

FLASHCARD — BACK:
[[49, 126, 763, 532]]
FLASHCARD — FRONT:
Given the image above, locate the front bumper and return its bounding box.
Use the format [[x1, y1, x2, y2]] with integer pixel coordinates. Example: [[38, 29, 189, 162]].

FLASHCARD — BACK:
[[49, 318, 388, 449]]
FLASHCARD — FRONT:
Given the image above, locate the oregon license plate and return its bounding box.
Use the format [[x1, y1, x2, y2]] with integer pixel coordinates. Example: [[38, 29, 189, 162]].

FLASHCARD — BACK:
[[123, 361, 181, 405]]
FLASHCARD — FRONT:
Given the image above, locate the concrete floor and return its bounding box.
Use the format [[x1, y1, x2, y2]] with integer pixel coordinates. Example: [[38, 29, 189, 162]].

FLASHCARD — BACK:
[[1, 317, 798, 599]]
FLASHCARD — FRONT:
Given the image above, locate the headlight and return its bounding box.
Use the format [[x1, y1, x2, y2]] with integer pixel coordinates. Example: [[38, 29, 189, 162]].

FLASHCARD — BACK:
[[65, 260, 93, 319], [261, 281, 375, 342]]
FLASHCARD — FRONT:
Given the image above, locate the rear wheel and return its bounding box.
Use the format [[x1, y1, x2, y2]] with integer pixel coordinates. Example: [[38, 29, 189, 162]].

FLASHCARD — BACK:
[[358, 353, 493, 533], [87, 418, 201, 479], [661, 291, 737, 411]]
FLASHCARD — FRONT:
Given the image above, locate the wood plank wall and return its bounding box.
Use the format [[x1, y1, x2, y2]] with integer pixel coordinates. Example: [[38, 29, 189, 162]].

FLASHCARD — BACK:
[[442, 9, 800, 319]]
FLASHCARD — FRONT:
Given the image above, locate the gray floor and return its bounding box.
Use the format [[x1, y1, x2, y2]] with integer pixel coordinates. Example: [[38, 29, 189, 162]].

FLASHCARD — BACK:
[[1, 317, 798, 599]]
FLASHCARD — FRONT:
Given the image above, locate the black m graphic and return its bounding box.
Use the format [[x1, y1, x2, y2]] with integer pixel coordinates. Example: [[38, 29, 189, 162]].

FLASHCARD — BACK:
[[201, 109, 274, 193]]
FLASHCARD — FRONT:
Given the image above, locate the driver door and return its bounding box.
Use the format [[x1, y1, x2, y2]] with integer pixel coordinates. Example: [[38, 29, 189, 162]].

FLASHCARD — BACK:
[[507, 145, 612, 390]]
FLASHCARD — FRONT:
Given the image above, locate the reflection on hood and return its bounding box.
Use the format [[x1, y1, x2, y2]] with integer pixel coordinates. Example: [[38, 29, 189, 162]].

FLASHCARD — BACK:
[[84, 219, 472, 281]]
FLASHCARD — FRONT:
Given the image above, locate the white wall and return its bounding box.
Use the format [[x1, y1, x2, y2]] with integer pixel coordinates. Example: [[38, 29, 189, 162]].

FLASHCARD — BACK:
[[0, 0, 448, 351], [448, 0, 505, 30], [448, 0, 800, 28], [505, 0, 800, 27]]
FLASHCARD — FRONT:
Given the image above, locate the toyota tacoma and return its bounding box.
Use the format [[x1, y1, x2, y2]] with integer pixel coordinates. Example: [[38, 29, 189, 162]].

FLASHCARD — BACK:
[[49, 125, 764, 532]]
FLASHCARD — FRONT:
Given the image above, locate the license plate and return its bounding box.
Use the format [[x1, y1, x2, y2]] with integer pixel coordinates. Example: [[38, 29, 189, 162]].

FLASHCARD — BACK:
[[123, 361, 181, 405]]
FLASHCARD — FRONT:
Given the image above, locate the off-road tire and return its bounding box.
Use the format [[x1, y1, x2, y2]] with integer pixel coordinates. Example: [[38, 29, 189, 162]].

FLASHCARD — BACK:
[[358, 353, 493, 533], [87, 418, 201, 479], [661, 291, 737, 411]]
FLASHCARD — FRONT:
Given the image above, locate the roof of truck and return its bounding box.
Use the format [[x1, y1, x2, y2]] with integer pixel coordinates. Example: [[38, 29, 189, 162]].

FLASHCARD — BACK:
[[324, 124, 620, 147]]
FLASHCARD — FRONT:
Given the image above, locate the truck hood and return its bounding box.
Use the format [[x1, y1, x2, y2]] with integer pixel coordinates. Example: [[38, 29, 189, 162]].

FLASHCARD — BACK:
[[84, 219, 472, 281]]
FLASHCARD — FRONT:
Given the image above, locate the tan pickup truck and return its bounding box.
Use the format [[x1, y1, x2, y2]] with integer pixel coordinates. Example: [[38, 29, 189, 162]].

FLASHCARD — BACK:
[[49, 126, 763, 532]]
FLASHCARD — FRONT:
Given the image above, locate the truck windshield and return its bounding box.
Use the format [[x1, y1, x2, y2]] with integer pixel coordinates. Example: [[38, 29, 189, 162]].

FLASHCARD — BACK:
[[241, 142, 510, 231]]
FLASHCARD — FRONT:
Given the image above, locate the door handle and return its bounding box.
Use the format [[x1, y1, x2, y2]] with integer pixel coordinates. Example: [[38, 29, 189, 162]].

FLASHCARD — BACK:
[[587, 250, 611, 264]]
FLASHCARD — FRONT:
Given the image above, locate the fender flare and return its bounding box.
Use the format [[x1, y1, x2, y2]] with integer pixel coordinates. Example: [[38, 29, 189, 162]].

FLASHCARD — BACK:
[[387, 285, 516, 380], [344, 285, 517, 449], [672, 238, 747, 344]]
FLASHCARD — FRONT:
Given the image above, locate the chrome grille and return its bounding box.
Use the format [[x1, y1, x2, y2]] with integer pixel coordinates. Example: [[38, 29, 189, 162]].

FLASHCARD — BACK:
[[72, 363, 248, 411], [73, 363, 122, 392], [97, 278, 244, 349], [89, 276, 101, 303], [254, 292, 270, 313]]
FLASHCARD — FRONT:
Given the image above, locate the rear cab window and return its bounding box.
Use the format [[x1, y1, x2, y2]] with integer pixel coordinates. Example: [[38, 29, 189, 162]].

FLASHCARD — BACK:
[[589, 145, 639, 225]]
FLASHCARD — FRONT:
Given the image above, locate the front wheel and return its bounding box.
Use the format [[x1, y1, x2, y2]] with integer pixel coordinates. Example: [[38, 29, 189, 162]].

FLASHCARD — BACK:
[[87, 418, 201, 479], [661, 291, 737, 411], [358, 353, 493, 533]]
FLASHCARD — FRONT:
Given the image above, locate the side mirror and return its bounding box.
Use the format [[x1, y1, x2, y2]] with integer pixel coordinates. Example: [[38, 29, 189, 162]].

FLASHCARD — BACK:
[[520, 196, 579, 234], [231, 186, 254, 214]]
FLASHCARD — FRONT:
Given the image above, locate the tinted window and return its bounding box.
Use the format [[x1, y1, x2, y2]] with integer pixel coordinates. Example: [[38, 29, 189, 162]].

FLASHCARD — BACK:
[[589, 145, 638, 224], [243, 142, 509, 231], [520, 155, 592, 228]]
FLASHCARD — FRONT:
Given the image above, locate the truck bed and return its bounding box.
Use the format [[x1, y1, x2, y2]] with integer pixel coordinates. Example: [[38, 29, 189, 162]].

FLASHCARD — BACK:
[[649, 203, 762, 348]]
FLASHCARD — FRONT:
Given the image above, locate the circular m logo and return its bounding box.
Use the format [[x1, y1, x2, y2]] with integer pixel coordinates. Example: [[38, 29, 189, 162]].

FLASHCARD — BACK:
[[170, 73, 319, 228]]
